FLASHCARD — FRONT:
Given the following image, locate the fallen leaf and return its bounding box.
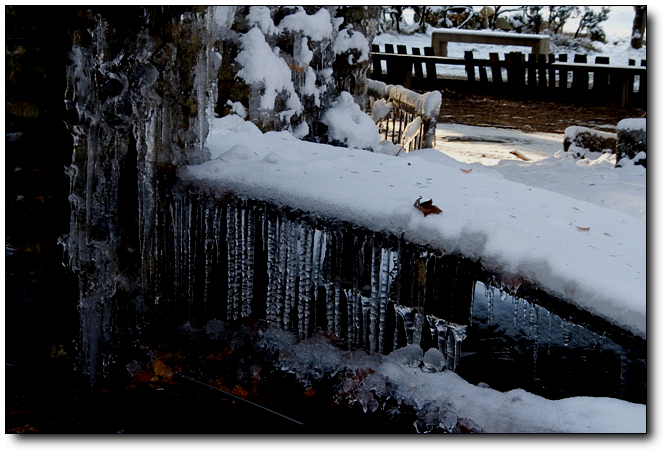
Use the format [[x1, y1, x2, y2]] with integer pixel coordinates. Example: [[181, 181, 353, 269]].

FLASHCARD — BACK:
[[604, 232, 612, 236], [414, 196, 442, 216], [577, 226, 590, 231], [461, 168, 472, 173]]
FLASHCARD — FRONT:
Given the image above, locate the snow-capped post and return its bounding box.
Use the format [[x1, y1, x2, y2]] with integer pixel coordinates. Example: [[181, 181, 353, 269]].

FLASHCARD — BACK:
[[616, 118, 647, 168]]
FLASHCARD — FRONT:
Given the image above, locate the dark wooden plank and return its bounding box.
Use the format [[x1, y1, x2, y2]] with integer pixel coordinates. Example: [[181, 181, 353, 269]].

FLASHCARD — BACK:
[[558, 54, 568, 89], [594, 56, 610, 94], [547, 54, 556, 88], [370, 44, 383, 80], [537, 54, 547, 88], [423, 47, 438, 90], [396, 45, 412, 88], [464, 51, 475, 83], [411, 47, 424, 87], [527, 53, 536, 88], [572, 54, 589, 91], [489, 53, 502, 84]]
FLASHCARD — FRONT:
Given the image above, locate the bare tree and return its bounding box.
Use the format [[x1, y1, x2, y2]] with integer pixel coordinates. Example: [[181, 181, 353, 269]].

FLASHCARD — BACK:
[[631, 6, 646, 49]]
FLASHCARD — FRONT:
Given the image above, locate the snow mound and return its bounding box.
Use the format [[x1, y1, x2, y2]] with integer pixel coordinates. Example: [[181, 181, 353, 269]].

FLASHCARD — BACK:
[[321, 91, 381, 151]]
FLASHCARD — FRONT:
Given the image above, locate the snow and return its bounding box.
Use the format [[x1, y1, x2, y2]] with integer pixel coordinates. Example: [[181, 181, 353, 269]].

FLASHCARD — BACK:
[[618, 118, 646, 131], [236, 27, 302, 114], [181, 114, 645, 339], [320, 91, 381, 151], [259, 329, 645, 433], [334, 26, 370, 62], [278, 7, 334, 41]]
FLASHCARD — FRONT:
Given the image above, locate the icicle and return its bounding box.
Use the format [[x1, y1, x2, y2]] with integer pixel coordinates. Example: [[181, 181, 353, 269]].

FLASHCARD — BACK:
[[369, 241, 380, 354], [203, 199, 214, 305], [530, 303, 539, 373], [486, 284, 495, 325], [449, 324, 467, 372], [377, 247, 391, 354], [187, 194, 196, 305], [266, 212, 281, 326], [436, 319, 448, 357], [225, 202, 237, 320], [412, 313, 425, 347], [562, 318, 571, 347], [241, 205, 255, 318], [298, 221, 313, 339], [284, 218, 298, 331]]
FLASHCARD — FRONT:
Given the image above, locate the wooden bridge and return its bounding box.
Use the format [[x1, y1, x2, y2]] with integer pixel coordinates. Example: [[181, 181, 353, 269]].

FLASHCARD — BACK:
[[370, 43, 646, 108]]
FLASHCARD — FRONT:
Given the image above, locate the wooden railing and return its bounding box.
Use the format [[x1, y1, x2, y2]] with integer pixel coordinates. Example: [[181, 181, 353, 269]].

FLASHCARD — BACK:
[[366, 79, 440, 152], [370, 43, 647, 107]]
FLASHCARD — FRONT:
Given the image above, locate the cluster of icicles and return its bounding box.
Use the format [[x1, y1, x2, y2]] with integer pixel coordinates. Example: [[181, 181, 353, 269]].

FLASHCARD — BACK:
[[167, 190, 468, 371]]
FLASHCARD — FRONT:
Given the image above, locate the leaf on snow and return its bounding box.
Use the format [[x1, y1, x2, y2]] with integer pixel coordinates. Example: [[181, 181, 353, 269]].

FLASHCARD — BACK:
[[414, 196, 442, 216], [577, 226, 590, 232], [461, 168, 472, 173]]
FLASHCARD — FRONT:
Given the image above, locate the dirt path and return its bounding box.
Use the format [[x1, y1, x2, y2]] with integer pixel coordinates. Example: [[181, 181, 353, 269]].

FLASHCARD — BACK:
[[437, 90, 646, 134]]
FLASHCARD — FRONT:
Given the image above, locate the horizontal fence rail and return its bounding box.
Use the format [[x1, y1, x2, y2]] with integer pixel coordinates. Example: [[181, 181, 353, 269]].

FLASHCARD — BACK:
[[370, 43, 646, 107]]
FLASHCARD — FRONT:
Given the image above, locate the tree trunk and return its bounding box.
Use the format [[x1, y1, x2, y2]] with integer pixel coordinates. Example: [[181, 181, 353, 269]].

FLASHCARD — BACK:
[[631, 6, 646, 49]]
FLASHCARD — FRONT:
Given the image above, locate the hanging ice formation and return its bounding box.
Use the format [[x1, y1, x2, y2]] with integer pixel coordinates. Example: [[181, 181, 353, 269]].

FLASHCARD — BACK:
[[165, 190, 472, 369]]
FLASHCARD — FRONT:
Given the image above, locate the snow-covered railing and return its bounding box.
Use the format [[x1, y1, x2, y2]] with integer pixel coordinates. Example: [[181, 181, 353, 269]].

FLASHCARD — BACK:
[[367, 79, 441, 152]]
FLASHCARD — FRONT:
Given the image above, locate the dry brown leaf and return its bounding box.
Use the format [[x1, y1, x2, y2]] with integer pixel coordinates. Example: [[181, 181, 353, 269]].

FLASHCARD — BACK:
[[604, 232, 612, 236], [461, 168, 472, 173], [577, 226, 590, 232]]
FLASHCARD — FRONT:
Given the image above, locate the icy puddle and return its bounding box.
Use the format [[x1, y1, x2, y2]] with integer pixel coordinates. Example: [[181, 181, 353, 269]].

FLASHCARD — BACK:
[[435, 123, 563, 166]]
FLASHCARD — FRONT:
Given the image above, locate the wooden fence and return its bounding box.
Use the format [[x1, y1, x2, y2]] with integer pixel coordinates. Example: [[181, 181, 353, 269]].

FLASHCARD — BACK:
[[370, 43, 647, 107]]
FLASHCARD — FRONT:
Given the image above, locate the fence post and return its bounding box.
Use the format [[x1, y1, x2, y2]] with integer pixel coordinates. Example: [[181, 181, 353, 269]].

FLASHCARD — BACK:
[[558, 54, 568, 89], [371, 44, 383, 80], [639, 60, 647, 105], [537, 54, 548, 88], [489, 53, 502, 84], [397, 44, 412, 88], [548, 54, 556, 89], [423, 47, 438, 90], [572, 54, 588, 91], [506, 52, 525, 90], [411, 47, 424, 87], [464, 51, 476, 83], [384, 44, 397, 84], [527, 53, 536, 88], [594, 56, 610, 97]]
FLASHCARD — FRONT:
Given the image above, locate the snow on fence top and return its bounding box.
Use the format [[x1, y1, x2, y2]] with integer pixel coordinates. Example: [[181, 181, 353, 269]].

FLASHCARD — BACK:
[[367, 80, 441, 118], [180, 115, 646, 338]]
